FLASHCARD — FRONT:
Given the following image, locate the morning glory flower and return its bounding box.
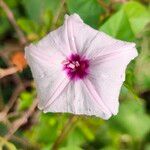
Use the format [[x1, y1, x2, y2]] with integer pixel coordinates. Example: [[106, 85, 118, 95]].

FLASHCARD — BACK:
[[25, 14, 138, 119]]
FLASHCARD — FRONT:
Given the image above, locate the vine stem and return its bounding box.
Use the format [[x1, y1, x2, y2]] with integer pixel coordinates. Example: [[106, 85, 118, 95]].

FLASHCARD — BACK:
[[0, 0, 27, 45], [97, 0, 110, 13], [52, 115, 78, 150], [5, 99, 38, 140], [0, 67, 19, 79]]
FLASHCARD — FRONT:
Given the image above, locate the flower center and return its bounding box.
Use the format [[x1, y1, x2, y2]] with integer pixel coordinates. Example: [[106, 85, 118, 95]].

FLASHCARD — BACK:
[[62, 54, 89, 80]]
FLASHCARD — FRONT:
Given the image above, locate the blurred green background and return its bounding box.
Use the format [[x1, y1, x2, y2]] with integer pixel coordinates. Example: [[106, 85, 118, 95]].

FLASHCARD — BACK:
[[0, 0, 150, 150]]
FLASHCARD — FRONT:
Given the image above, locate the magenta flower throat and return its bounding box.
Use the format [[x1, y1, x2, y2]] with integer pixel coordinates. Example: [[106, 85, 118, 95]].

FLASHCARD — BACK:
[[62, 54, 89, 80]]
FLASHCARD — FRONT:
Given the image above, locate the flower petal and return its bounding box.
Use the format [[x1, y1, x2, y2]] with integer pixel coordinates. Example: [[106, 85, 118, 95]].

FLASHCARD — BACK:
[[88, 45, 138, 115], [39, 77, 70, 110], [86, 32, 137, 60], [65, 14, 138, 61], [25, 44, 64, 79], [64, 13, 99, 55], [25, 33, 69, 109], [43, 80, 111, 119]]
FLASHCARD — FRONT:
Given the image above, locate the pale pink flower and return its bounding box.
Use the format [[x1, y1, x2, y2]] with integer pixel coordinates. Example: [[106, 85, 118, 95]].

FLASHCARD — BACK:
[[25, 14, 138, 119]]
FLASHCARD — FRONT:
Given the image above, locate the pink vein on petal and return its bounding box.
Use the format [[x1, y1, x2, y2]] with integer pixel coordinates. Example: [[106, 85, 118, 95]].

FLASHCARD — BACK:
[[83, 78, 111, 116], [42, 78, 70, 110], [81, 32, 99, 56], [27, 44, 64, 67], [91, 42, 135, 61], [90, 50, 134, 65], [66, 17, 77, 53]]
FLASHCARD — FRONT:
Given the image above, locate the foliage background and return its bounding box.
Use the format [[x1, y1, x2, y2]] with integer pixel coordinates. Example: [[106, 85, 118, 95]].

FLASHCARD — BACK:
[[0, 0, 150, 149]]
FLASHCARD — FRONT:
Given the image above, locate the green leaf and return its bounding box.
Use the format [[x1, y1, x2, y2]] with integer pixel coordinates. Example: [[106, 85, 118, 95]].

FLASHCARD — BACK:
[[100, 9, 134, 41], [67, 0, 104, 28], [123, 83, 139, 101], [17, 18, 39, 40], [0, 124, 7, 136], [0, 13, 11, 39], [60, 146, 82, 150], [100, 147, 118, 150], [67, 129, 85, 147], [60, 128, 84, 149], [21, 0, 43, 22], [134, 23, 150, 91], [100, 1, 150, 40], [22, 0, 61, 23], [24, 113, 58, 145], [44, 0, 61, 15], [108, 100, 150, 139], [17, 18, 38, 34], [78, 121, 95, 141], [145, 143, 150, 150], [123, 1, 150, 35], [18, 91, 34, 110]]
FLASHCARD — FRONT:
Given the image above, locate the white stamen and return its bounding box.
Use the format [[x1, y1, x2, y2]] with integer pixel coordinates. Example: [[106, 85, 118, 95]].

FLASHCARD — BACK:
[[68, 63, 75, 69], [75, 61, 80, 67]]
